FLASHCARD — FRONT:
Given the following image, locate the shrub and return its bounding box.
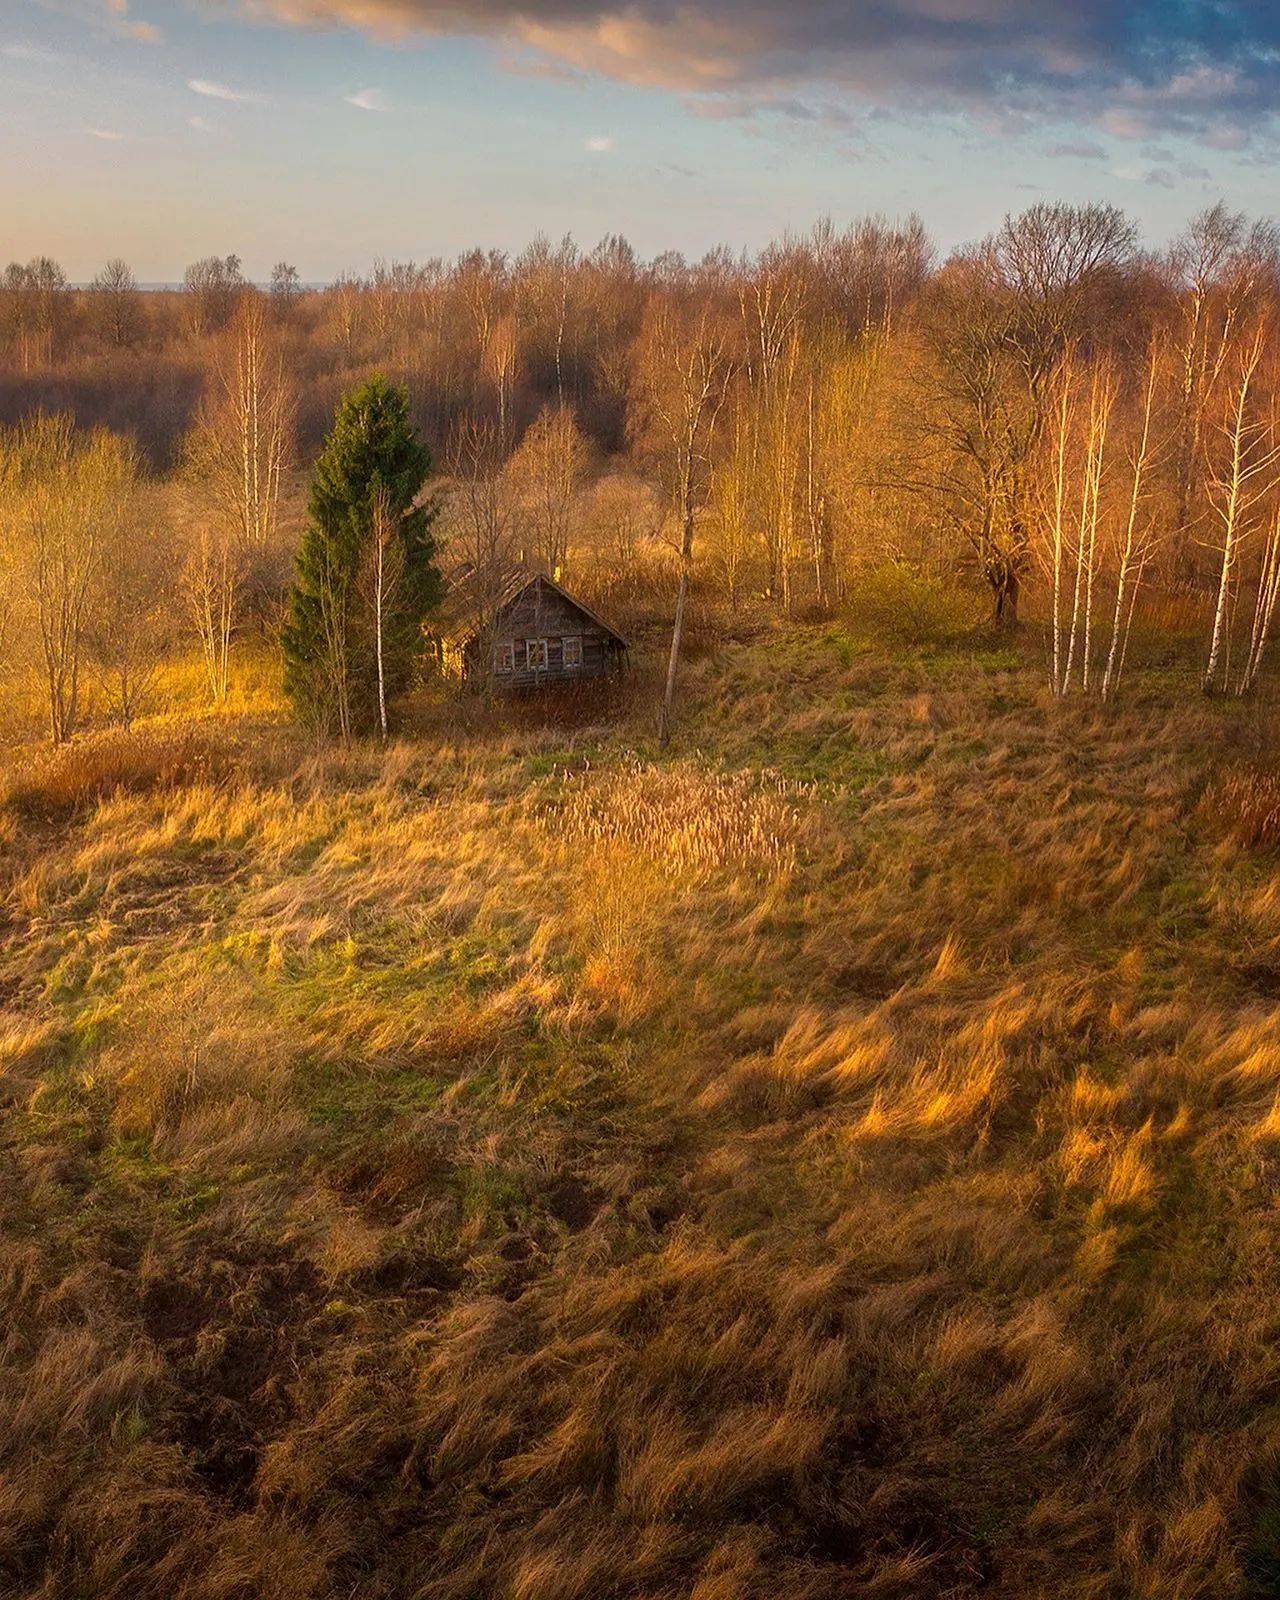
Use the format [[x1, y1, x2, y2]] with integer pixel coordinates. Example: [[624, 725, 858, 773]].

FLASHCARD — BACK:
[[845, 562, 984, 649]]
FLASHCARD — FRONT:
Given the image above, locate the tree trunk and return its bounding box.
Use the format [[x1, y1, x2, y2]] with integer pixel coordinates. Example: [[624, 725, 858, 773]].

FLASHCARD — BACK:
[[375, 536, 388, 743], [658, 563, 690, 750], [992, 567, 1019, 628]]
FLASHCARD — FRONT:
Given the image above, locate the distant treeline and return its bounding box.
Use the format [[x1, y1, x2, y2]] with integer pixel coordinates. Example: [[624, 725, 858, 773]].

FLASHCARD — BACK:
[[4, 203, 1280, 735]]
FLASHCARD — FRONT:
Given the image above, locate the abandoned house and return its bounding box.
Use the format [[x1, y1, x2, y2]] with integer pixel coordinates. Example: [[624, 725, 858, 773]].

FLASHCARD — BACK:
[[441, 572, 628, 689]]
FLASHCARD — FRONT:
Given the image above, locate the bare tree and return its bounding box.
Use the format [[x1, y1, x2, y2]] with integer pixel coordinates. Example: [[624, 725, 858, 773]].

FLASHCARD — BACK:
[[1038, 347, 1164, 700], [1100, 347, 1164, 701], [3, 417, 135, 743], [517, 233, 578, 406], [483, 314, 520, 450], [507, 402, 587, 577], [1, 262, 35, 372], [2, 258, 67, 370], [366, 484, 403, 742], [584, 473, 664, 582], [918, 205, 1136, 625], [630, 299, 733, 746], [89, 494, 173, 729], [91, 258, 143, 348], [1203, 325, 1280, 694], [184, 254, 244, 338], [916, 254, 1037, 624], [328, 273, 365, 356], [443, 417, 523, 683], [709, 408, 755, 610], [1168, 205, 1279, 559], [270, 261, 302, 301], [186, 293, 294, 552], [1062, 364, 1116, 695], [182, 522, 241, 707]]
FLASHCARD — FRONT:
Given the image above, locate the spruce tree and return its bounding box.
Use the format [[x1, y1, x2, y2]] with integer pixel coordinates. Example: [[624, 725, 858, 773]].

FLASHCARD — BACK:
[[282, 375, 440, 735]]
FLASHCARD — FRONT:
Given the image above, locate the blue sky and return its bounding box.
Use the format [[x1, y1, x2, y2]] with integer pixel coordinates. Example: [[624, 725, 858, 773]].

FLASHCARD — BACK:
[[1, 0, 1277, 281]]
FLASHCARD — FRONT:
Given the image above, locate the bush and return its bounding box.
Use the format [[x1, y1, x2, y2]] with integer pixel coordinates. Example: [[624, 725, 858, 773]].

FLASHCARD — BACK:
[[845, 563, 984, 649]]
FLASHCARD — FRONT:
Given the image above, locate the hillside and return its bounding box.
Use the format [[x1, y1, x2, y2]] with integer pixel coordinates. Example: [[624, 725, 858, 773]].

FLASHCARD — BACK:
[[3, 625, 1280, 1599]]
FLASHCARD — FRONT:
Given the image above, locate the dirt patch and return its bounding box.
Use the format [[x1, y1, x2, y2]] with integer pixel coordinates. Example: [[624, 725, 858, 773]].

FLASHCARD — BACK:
[[141, 1245, 325, 1502]]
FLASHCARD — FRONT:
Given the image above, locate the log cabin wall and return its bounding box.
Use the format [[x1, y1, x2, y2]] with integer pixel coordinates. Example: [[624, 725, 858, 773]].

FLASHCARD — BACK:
[[477, 576, 625, 689]]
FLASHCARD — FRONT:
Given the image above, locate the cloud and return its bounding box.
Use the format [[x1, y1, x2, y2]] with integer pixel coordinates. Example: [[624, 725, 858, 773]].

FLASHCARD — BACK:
[[114, 17, 161, 40], [343, 86, 388, 109], [87, 127, 126, 139], [188, 77, 262, 101], [104, 0, 161, 42], [584, 134, 613, 151], [189, 113, 217, 132], [224, 0, 1280, 146]]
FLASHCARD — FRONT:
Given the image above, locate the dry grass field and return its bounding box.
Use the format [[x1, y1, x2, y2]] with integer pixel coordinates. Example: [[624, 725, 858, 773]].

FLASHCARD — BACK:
[[4, 617, 1280, 1598]]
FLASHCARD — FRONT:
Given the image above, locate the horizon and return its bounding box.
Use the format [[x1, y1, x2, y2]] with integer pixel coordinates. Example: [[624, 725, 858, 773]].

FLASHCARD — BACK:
[[39, 200, 1257, 291]]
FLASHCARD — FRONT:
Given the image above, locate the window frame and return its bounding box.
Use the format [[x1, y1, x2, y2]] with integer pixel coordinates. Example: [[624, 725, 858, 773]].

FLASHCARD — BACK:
[[562, 635, 584, 669], [526, 638, 548, 671], [494, 641, 514, 675]]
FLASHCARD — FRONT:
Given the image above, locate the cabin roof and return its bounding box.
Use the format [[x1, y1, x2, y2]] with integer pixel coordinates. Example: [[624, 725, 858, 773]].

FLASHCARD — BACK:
[[444, 570, 628, 649]]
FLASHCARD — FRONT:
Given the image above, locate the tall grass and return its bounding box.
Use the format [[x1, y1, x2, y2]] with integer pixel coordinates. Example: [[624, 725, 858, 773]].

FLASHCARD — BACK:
[[1, 726, 242, 820], [1204, 767, 1280, 850], [2, 627, 1279, 1599], [554, 758, 812, 880]]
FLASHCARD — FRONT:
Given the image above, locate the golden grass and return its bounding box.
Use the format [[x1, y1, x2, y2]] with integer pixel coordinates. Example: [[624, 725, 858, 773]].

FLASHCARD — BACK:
[[3, 626, 1280, 1598], [1205, 767, 1280, 851], [554, 758, 813, 881]]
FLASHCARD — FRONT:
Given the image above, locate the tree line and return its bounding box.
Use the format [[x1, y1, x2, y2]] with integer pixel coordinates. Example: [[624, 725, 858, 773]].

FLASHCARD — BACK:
[[2, 201, 1280, 744]]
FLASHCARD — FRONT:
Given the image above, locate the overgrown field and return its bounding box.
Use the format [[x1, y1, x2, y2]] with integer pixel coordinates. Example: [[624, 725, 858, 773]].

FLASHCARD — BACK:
[[5, 625, 1280, 1598]]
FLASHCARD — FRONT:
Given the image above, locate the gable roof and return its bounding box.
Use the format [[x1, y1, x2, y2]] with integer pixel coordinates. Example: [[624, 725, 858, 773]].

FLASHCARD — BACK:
[[445, 571, 628, 649], [502, 574, 629, 648]]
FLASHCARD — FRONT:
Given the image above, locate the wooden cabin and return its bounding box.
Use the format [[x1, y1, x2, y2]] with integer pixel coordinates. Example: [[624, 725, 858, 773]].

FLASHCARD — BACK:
[[448, 574, 628, 690]]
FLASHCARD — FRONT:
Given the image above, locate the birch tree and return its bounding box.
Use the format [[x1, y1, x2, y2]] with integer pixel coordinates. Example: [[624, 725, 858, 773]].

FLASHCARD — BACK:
[[1203, 325, 1280, 695], [365, 485, 406, 742], [630, 300, 733, 747], [182, 522, 241, 707], [187, 293, 294, 552], [1100, 347, 1163, 701], [709, 409, 755, 610], [1169, 206, 1279, 558]]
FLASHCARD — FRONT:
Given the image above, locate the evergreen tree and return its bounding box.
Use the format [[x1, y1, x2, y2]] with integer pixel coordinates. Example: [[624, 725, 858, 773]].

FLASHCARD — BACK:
[[282, 375, 441, 735]]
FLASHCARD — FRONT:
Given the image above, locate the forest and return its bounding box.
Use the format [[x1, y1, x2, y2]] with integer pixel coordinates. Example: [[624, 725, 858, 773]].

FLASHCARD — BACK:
[[5, 201, 1280, 1600], [2, 200, 1279, 747]]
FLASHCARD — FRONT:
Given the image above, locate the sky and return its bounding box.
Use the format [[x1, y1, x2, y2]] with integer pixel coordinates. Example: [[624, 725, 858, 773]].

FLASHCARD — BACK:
[[1, 0, 1278, 281]]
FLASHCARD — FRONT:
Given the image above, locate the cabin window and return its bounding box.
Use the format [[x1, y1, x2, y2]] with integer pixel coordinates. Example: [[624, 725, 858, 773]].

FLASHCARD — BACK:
[[494, 642, 514, 675], [526, 639, 548, 670], [562, 636, 583, 668]]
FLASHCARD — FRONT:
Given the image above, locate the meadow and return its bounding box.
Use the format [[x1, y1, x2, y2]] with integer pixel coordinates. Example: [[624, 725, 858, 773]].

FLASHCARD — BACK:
[[3, 600, 1280, 1600]]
